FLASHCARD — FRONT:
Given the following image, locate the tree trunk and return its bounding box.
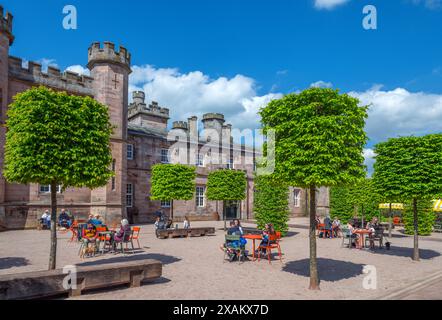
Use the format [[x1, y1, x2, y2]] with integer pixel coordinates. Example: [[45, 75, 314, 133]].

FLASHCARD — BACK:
[[361, 204, 365, 229], [48, 181, 58, 270], [388, 203, 392, 238], [170, 199, 174, 220], [223, 200, 227, 231], [309, 185, 320, 290], [412, 198, 420, 261]]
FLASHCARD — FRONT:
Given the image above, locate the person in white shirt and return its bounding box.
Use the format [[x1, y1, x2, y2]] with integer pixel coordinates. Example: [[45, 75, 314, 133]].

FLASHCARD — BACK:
[[234, 219, 243, 235], [183, 216, 190, 229], [41, 210, 51, 229]]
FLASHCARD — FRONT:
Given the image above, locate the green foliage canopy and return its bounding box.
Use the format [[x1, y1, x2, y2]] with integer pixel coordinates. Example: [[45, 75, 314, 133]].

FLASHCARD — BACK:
[[373, 134, 442, 202], [259, 87, 368, 187], [403, 200, 436, 236], [4, 86, 113, 188], [206, 169, 246, 201], [330, 178, 381, 223], [150, 164, 196, 201], [254, 174, 289, 235]]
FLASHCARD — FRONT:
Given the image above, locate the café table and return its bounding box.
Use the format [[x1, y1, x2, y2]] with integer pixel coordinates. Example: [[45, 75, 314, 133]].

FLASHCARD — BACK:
[[353, 229, 372, 249], [242, 234, 262, 261]]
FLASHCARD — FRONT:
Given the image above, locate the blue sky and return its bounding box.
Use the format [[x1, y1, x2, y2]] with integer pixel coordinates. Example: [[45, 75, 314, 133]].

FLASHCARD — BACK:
[[4, 0, 442, 171]]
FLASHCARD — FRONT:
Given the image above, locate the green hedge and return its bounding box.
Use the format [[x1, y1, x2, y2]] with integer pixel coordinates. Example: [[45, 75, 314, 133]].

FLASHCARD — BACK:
[[254, 174, 289, 235], [403, 200, 436, 236], [206, 170, 246, 201]]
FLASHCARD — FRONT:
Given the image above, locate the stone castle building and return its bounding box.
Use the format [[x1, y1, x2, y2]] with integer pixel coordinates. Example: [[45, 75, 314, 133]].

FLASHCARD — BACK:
[[0, 6, 329, 230]]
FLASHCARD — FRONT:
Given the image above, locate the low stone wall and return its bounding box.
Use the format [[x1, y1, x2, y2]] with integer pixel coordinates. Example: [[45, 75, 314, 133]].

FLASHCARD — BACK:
[[0, 259, 162, 299]]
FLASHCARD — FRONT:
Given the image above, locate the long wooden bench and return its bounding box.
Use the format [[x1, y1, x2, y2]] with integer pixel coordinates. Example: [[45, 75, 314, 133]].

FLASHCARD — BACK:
[[156, 227, 215, 239], [0, 259, 162, 300]]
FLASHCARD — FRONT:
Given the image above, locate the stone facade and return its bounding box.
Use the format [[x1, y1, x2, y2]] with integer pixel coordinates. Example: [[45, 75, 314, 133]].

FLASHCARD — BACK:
[[0, 6, 329, 230]]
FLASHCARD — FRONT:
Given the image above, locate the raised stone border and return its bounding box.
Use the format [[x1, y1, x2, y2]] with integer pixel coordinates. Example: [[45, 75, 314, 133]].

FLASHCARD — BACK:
[[156, 227, 215, 239], [0, 259, 162, 300]]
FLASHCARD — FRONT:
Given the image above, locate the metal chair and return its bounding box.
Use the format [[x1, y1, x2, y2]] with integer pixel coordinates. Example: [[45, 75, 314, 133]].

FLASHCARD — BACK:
[[341, 227, 357, 249], [365, 227, 384, 249], [258, 234, 283, 264], [223, 235, 245, 263], [131, 226, 141, 249], [114, 229, 135, 255]]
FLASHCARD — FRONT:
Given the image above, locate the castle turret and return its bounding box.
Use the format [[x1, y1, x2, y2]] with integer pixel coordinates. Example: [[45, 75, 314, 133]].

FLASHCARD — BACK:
[[201, 113, 225, 143], [87, 41, 132, 224], [128, 91, 169, 130], [0, 6, 14, 45], [0, 6, 13, 210]]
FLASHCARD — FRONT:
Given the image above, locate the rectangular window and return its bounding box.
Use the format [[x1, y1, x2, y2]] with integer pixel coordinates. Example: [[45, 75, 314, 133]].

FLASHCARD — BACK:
[[197, 153, 204, 167], [161, 200, 171, 208], [227, 157, 234, 170], [294, 189, 301, 208], [161, 149, 170, 163], [126, 183, 133, 208], [127, 144, 134, 160], [39, 185, 62, 193], [196, 186, 205, 208]]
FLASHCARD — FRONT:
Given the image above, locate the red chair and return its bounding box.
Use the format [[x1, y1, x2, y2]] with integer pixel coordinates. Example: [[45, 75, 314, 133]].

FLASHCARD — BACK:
[[131, 227, 141, 249], [95, 226, 112, 254], [258, 234, 283, 264], [68, 220, 79, 242]]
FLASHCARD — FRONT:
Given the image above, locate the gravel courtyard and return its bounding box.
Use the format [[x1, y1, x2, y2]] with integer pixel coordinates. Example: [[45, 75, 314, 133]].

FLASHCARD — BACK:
[[1, 218, 441, 300]]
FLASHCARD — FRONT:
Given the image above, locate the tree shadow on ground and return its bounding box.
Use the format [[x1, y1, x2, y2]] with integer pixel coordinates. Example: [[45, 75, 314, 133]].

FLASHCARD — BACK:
[[282, 258, 364, 282], [77, 253, 181, 267], [367, 246, 440, 259], [0, 257, 30, 270]]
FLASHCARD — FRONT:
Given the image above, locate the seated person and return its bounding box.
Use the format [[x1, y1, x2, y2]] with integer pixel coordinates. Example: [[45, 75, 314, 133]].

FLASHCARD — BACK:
[[112, 219, 132, 248], [259, 223, 276, 255], [315, 215, 321, 228], [41, 210, 51, 229], [332, 216, 341, 237], [183, 216, 190, 229], [222, 221, 244, 262], [165, 218, 173, 229], [87, 214, 103, 226], [323, 215, 333, 238], [58, 209, 71, 228], [81, 223, 98, 245], [346, 221, 359, 245], [233, 219, 244, 235]]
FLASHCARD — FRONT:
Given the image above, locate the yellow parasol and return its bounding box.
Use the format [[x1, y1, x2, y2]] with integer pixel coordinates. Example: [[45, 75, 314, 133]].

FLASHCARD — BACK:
[[379, 200, 442, 211]]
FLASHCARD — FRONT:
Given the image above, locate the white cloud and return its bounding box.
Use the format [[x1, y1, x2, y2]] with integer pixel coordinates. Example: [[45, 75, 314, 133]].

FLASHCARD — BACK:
[[310, 80, 333, 88], [38, 58, 59, 73], [363, 148, 376, 176], [65, 65, 90, 76], [350, 86, 442, 143], [410, 0, 442, 10], [314, 0, 350, 10], [129, 65, 280, 130]]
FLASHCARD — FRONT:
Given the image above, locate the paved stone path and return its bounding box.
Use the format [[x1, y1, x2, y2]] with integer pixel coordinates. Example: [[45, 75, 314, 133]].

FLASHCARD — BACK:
[[1, 217, 442, 300]]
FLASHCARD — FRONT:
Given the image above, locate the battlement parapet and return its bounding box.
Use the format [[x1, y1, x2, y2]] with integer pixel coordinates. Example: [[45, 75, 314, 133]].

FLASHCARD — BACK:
[[0, 6, 14, 45], [8, 56, 94, 95], [202, 113, 225, 122], [128, 92, 170, 120], [172, 121, 189, 130], [87, 42, 131, 71]]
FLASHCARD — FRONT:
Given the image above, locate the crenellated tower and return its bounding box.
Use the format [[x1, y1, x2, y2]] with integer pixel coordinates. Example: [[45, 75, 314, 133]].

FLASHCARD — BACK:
[[0, 6, 14, 218], [87, 42, 132, 224]]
